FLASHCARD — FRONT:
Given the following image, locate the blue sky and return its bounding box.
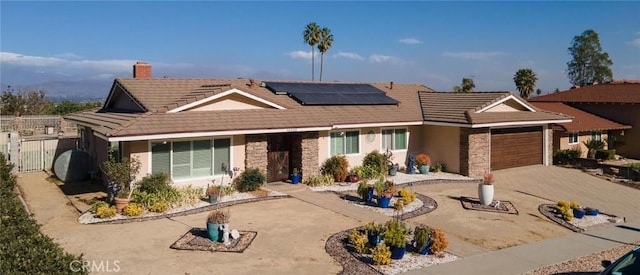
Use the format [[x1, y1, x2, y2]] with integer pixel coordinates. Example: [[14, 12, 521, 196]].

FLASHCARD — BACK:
[[1, 1, 639, 96]]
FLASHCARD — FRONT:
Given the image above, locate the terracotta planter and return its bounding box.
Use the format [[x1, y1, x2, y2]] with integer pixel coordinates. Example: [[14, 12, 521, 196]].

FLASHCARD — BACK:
[[113, 197, 130, 213], [478, 184, 494, 206]]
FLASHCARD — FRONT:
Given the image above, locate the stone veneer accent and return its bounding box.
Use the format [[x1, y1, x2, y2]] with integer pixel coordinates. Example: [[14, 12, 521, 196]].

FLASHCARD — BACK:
[[245, 134, 268, 174], [459, 128, 490, 178], [300, 132, 319, 182], [546, 126, 553, 166]]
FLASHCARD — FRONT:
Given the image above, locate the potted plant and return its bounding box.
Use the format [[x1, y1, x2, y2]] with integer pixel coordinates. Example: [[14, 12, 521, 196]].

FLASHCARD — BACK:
[[429, 228, 449, 255], [365, 221, 386, 246], [383, 220, 411, 260], [415, 153, 431, 174], [103, 157, 142, 213], [478, 171, 495, 206], [206, 209, 230, 242], [357, 181, 374, 203], [291, 168, 301, 184], [413, 224, 432, 255], [348, 166, 362, 183], [374, 180, 393, 208], [384, 150, 398, 176], [585, 207, 599, 216], [572, 205, 586, 219], [207, 184, 221, 204]]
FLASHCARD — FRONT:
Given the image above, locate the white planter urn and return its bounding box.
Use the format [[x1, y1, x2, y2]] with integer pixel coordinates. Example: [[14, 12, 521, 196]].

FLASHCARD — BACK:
[[478, 184, 494, 206]]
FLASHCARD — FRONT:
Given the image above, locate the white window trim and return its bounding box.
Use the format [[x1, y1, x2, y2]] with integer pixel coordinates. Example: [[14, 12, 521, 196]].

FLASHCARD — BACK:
[[147, 136, 234, 181], [329, 129, 361, 156], [568, 133, 579, 145], [591, 131, 602, 141], [380, 127, 409, 152]]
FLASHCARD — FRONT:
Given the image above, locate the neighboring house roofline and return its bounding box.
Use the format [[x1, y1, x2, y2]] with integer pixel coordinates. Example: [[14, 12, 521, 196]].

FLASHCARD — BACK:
[[530, 102, 631, 132]]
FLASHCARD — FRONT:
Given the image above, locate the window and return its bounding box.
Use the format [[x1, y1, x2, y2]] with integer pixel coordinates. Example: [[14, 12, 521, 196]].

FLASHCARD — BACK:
[[108, 141, 122, 162], [591, 131, 602, 141], [151, 138, 231, 179], [568, 133, 578, 145], [382, 128, 408, 151], [330, 131, 359, 156], [78, 127, 87, 150]]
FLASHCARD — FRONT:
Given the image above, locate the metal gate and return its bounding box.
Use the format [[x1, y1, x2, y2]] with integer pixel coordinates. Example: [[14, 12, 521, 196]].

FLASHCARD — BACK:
[[18, 137, 78, 172]]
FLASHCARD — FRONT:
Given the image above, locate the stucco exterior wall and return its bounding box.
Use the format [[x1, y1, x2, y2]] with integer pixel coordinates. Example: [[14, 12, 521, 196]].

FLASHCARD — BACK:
[[572, 104, 639, 159], [233, 135, 246, 171], [422, 125, 460, 173], [187, 93, 271, 111], [555, 131, 609, 158]]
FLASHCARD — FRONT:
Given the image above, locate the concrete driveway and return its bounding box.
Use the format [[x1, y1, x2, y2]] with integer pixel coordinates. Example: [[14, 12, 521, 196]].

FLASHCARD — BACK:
[[16, 165, 640, 274], [405, 165, 640, 252]]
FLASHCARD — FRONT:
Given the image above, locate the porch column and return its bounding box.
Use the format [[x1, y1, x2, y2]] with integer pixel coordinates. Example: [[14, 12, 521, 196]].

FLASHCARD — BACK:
[[245, 134, 268, 175], [300, 132, 319, 182], [459, 128, 490, 178]]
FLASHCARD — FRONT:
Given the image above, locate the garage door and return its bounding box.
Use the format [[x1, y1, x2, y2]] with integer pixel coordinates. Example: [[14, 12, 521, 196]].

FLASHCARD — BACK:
[[491, 127, 542, 170]]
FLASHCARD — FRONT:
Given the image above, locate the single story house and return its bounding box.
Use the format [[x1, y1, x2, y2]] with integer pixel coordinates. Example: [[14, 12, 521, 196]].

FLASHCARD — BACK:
[[529, 102, 631, 158], [65, 62, 570, 186], [530, 80, 639, 159]]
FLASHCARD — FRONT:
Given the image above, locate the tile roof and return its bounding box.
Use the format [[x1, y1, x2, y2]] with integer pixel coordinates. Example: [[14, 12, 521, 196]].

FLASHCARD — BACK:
[[418, 91, 570, 125], [529, 80, 640, 104], [530, 102, 631, 132], [67, 79, 430, 137]]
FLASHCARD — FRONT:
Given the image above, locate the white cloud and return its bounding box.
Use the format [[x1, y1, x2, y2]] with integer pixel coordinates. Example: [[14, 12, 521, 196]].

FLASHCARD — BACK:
[[442, 51, 505, 60], [398, 38, 422, 45], [285, 50, 313, 60], [369, 54, 393, 63], [629, 38, 640, 48], [332, 51, 364, 60], [0, 51, 135, 73]]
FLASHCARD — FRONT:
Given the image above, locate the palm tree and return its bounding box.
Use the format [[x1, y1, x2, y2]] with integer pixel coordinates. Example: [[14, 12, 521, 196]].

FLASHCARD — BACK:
[[303, 22, 321, 81], [317, 27, 334, 82], [513, 68, 538, 99], [461, 77, 475, 93]]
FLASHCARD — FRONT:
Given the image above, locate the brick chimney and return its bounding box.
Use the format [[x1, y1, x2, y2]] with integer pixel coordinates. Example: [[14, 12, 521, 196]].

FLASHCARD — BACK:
[[133, 62, 152, 79]]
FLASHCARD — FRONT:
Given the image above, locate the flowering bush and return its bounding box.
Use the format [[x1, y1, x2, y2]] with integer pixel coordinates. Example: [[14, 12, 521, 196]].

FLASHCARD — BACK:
[[415, 153, 431, 166]]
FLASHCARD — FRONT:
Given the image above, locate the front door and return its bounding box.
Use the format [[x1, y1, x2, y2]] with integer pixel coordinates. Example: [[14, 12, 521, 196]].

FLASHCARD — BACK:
[[267, 134, 290, 182]]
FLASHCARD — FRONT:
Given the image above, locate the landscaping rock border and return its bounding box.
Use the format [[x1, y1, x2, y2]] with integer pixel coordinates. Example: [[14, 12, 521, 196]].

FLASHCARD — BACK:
[[459, 196, 519, 215], [331, 192, 438, 220], [325, 227, 383, 275], [82, 195, 290, 225], [170, 228, 257, 253]]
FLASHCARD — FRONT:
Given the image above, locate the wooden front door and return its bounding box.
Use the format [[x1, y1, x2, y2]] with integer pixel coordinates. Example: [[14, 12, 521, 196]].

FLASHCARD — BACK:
[[267, 134, 291, 182]]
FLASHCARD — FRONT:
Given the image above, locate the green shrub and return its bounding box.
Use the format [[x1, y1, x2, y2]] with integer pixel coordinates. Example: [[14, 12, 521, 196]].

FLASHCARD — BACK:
[[371, 243, 391, 265], [148, 201, 169, 213], [363, 150, 387, 176], [348, 229, 368, 254], [553, 149, 582, 164], [583, 139, 605, 159], [595, 149, 615, 160], [138, 172, 171, 193], [96, 206, 117, 218], [131, 189, 159, 209], [236, 168, 266, 192], [304, 174, 334, 187], [431, 162, 447, 172], [0, 153, 87, 274], [123, 203, 144, 216], [361, 164, 384, 180], [631, 163, 640, 175], [90, 201, 108, 213], [175, 185, 204, 207], [429, 228, 449, 254], [321, 155, 349, 182], [220, 185, 236, 196], [413, 225, 431, 253]]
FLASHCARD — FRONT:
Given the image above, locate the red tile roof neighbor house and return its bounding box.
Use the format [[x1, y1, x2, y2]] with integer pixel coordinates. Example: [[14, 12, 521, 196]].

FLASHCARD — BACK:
[[529, 80, 640, 104], [530, 102, 630, 132]]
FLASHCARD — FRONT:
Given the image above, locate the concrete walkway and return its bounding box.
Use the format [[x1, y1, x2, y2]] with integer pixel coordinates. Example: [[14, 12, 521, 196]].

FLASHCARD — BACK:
[[406, 220, 640, 275]]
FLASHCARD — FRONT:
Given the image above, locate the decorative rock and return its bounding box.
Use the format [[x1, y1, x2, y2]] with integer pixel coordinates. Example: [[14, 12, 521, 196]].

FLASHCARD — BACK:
[[231, 229, 240, 239]]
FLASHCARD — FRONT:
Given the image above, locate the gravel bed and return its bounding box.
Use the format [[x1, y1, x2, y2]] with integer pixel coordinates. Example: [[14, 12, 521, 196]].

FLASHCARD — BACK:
[[78, 190, 289, 224], [325, 227, 460, 275], [309, 175, 479, 192], [525, 240, 640, 274], [332, 192, 438, 219], [538, 204, 623, 232]]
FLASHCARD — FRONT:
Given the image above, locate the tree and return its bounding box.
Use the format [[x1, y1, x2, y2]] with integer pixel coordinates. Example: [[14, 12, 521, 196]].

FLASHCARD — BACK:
[[461, 77, 475, 93], [1, 86, 52, 116], [513, 68, 538, 99], [49, 100, 102, 115], [317, 27, 334, 82], [566, 29, 613, 87], [452, 86, 462, 93], [536, 88, 542, 96], [303, 22, 321, 81]]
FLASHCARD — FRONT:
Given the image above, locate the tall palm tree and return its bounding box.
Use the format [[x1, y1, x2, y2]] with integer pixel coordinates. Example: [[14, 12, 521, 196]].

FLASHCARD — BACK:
[[513, 68, 538, 99], [461, 77, 475, 93], [303, 22, 321, 81], [317, 27, 334, 82]]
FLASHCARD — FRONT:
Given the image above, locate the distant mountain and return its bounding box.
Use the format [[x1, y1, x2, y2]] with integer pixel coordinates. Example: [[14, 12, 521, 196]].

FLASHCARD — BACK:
[[0, 79, 111, 102]]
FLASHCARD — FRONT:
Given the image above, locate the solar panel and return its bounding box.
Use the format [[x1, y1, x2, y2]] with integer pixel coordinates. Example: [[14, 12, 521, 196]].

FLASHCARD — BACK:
[[264, 82, 398, 105]]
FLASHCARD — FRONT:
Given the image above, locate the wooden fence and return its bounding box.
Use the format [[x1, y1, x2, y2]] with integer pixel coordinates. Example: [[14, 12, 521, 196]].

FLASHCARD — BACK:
[[0, 132, 78, 172]]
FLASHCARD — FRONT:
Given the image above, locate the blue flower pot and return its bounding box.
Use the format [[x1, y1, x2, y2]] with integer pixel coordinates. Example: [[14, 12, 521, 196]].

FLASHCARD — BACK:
[[573, 208, 586, 219], [366, 187, 374, 203], [367, 234, 381, 247], [377, 196, 392, 208], [291, 174, 301, 184], [419, 165, 430, 174], [585, 208, 599, 216], [418, 239, 433, 255], [390, 246, 406, 260]]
